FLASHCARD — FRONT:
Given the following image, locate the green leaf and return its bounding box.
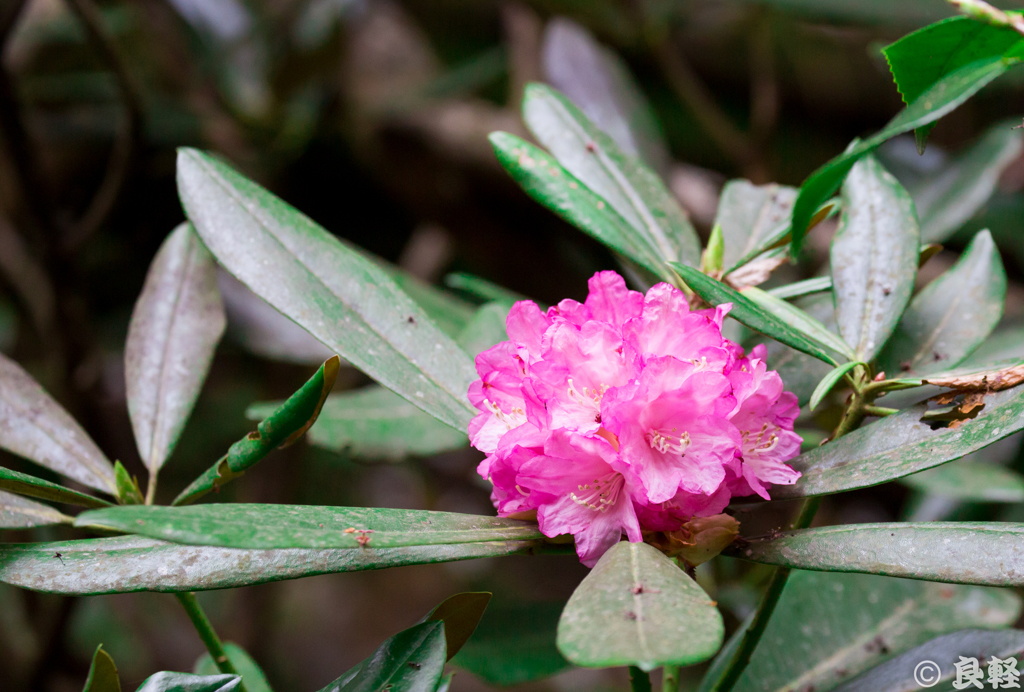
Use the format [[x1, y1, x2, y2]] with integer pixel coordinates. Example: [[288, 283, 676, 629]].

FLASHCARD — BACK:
[[669, 263, 839, 365], [789, 56, 1012, 256], [0, 489, 72, 528], [489, 132, 668, 280], [714, 180, 797, 273], [453, 600, 571, 686], [901, 461, 1024, 502], [742, 286, 856, 361], [176, 148, 477, 431], [173, 356, 340, 505], [556, 542, 723, 671], [0, 465, 113, 508], [541, 17, 670, 173], [194, 643, 272, 692], [135, 672, 240, 692], [729, 522, 1024, 587], [911, 123, 1023, 243], [522, 83, 701, 267], [83, 645, 121, 692], [443, 272, 526, 306], [810, 361, 864, 411], [114, 462, 144, 506], [318, 621, 446, 692], [383, 268, 476, 340], [883, 16, 1021, 111], [772, 382, 1024, 499], [832, 629, 1024, 692], [76, 504, 543, 550], [249, 386, 468, 461], [752, 294, 837, 407], [878, 230, 1005, 377], [0, 536, 549, 595], [455, 302, 509, 357], [831, 154, 920, 362], [126, 222, 225, 477], [697, 571, 1019, 692], [425, 592, 491, 661], [0, 352, 116, 494], [766, 276, 832, 300]]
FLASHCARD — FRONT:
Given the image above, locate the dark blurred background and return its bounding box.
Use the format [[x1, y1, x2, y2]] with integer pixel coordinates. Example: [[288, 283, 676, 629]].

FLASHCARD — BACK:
[[3, 0, 1024, 690]]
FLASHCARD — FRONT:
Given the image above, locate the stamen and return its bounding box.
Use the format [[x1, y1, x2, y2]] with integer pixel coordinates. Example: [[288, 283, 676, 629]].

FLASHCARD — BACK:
[[647, 429, 690, 456], [570, 473, 625, 512]]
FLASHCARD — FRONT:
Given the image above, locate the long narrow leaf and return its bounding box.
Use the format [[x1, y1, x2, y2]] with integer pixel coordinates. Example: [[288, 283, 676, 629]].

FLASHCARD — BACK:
[[0, 490, 72, 529], [0, 466, 112, 508], [176, 149, 478, 431]]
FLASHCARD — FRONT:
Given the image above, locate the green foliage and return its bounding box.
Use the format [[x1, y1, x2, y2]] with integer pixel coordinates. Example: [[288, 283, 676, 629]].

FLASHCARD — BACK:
[[809, 361, 864, 411], [453, 601, 571, 685], [193, 644, 272, 692], [424, 592, 491, 661], [0, 490, 71, 528], [76, 504, 543, 550], [125, 222, 225, 480], [670, 264, 840, 365], [83, 645, 121, 692], [522, 83, 701, 269], [557, 542, 723, 671], [731, 522, 1024, 586], [901, 461, 1024, 503], [713, 180, 796, 274], [878, 230, 1006, 376], [176, 149, 478, 431], [698, 571, 1019, 692], [830, 154, 919, 362], [135, 673, 240, 692], [0, 536, 542, 595], [317, 621, 446, 692], [0, 465, 112, 509], [173, 357, 340, 506], [773, 384, 1024, 499]]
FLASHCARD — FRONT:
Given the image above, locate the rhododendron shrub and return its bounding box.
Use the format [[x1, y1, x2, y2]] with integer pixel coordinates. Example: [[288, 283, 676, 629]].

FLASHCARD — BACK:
[[469, 271, 801, 565]]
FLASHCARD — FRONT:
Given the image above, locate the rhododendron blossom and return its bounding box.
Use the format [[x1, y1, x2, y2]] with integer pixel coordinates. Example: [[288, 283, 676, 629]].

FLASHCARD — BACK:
[[468, 271, 802, 567]]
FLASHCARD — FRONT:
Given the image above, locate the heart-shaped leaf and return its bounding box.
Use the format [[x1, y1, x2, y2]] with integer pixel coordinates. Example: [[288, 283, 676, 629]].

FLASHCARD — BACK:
[[0, 536, 546, 595], [714, 180, 797, 273], [522, 83, 701, 268], [176, 149, 477, 431], [0, 352, 115, 494], [771, 383, 1024, 499], [193, 643, 272, 692], [697, 571, 1019, 692], [126, 222, 225, 482], [248, 386, 468, 461], [832, 629, 1024, 692], [831, 154, 920, 362], [0, 466, 112, 508], [174, 356, 340, 505], [729, 522, 1024, 587], [76, 504, 543, 550], [879, 230, 1005, 376], [83, 645, 121, 692], [317, 621, 446, 692], [557, 541, 723, 671]]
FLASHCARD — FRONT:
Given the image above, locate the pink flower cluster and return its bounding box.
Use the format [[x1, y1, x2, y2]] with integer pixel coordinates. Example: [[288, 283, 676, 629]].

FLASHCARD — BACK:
[[469, 272, 802, 566]]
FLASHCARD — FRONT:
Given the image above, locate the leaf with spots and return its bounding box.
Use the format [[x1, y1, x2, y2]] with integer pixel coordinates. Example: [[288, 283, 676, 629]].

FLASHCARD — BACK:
[[831, 154, 920, 362], [75, 504, 544, 550], [556, 541, 723, 671], [521, 83, 701, 269], [176, 149, 478, 431], [697, 570, 1019, 692], [728, 522, 1024, 587], [0, 490, 71, 529], [0, 536, 551, 595], [878, 230, 1005, 377]]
